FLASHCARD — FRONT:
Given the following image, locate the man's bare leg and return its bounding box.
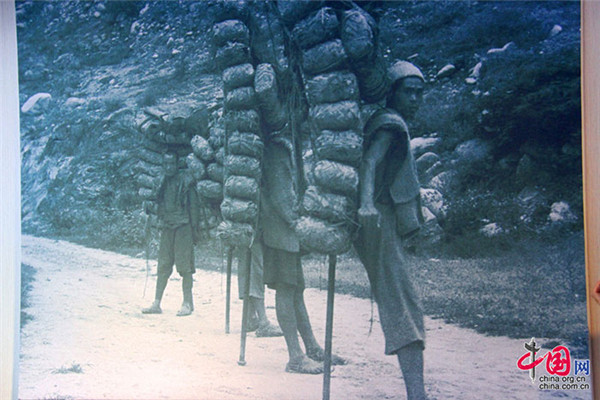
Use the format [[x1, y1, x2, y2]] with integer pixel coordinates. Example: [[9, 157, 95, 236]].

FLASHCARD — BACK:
[[293, 288, 320, 352], [252, 296, 283, 337], [275, 284, 322, 374], [177, 273, 193, 316], [294, 289, 347, 365], [251, 297, 268, 326], [142, 269, 170, 314], [397, 341, 427, 400]]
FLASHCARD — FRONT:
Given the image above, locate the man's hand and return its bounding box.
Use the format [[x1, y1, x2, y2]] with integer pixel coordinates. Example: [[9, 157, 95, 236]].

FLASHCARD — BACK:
[[192, 227, 201, 245], [358, 204, 381, 230]]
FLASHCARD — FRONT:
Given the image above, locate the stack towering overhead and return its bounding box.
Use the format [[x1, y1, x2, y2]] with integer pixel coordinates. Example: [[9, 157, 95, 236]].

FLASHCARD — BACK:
[[135, 106, 196, 218], [211, 12, 264, 248], [280, 1, 380, 255]]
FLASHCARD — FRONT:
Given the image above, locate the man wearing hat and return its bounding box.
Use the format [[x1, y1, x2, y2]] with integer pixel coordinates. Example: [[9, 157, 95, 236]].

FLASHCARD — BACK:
[[142, 152, 200, 317], [355, 60, 427, 400]]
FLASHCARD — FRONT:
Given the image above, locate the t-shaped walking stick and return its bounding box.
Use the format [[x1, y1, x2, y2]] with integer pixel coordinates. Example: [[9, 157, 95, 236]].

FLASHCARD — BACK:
[[225, 246, 234, 334], [323, 254, 337, 400], [238, 246, 252, 366]]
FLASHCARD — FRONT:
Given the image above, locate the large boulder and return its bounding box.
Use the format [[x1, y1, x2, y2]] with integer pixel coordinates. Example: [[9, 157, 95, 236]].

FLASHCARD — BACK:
[[21, 92, 52, 114], [429, 171, 457, 194], [487, 42, 514, 55], [420, 187, 446, 220], [410, 136, 441, 158], [548, 201, 577, 224], [480, 222, 504, 238], [422, 161, 445, 186], [455, 138, 491, 163], [515, 154, 551, 186], [416, 152, 440, 176], [549, 24, 563, 38], [65, 97, 86, 108], [516, 186, 547, 225], [436, 64, 456, 80]]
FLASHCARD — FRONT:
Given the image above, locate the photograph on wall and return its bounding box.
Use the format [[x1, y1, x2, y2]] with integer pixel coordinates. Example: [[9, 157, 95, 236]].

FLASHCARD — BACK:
[[16, 1, 589, 399]]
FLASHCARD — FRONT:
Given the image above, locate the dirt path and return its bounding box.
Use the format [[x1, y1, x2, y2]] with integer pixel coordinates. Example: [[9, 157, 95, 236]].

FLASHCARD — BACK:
[[19, 235, 591, 400]]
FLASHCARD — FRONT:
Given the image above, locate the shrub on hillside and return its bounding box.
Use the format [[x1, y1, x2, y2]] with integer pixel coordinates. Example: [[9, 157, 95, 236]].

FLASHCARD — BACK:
[[477, 37, 580, 158], [413, 84, 479, 151]]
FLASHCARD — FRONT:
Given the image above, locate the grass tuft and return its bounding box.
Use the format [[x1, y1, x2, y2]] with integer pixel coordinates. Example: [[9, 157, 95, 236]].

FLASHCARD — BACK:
[[52, 363, 84, 374]]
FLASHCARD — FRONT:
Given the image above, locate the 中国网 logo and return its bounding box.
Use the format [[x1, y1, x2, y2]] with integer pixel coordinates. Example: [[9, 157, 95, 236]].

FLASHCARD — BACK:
[[516, 338, 590, 390]]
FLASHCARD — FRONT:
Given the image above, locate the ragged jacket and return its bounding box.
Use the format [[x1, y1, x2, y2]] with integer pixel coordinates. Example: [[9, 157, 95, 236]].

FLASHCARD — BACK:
[[363, 107, 421, 205], [157, 171, 200, 231], [260, 136, 301, 253]]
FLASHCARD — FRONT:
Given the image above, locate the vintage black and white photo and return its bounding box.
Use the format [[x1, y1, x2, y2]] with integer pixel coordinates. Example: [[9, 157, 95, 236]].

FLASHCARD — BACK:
[[14, 1, 587, 399]]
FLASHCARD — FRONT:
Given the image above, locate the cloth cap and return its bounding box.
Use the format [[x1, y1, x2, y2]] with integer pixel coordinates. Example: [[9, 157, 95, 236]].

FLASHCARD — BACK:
[[388, 61, 424, 87]]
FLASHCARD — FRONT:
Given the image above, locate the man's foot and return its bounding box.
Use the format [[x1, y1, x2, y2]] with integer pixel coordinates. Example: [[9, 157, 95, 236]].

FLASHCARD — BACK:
[[285, 355, 324, 374], [141, 301, 162, 314], [246, 316, 259, 332], [255, 322, 283, 337], [176, 303, 193, 317], [306, 347, 348, 365]]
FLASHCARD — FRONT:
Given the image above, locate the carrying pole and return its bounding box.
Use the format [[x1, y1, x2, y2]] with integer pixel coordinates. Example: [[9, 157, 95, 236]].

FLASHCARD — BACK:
[[238, 247, 252, 365], [225, 246, 234, 334], [323, 254, 337, 400]]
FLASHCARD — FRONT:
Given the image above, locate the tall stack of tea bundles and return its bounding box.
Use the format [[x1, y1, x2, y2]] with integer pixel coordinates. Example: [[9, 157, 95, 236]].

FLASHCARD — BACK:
[[212, 14, 263, 248], [278, 1, 362, 255], [248, 1, 289, 134], [135, 107, 195, 217], [340, 5, 389, 104], [194, 122, 224, 201], [248, 2, 289, 81], [188, 115, 225, 235], [250, 3, 307, 230], [249, 4, 291, 163]]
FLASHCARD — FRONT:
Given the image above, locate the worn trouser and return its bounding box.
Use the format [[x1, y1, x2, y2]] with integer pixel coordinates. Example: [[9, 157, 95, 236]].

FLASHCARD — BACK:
[[263, 245, 305, 291], [354, 203, 425, 355], [237, 241, 266, 300], [157, 223, 195, 276]]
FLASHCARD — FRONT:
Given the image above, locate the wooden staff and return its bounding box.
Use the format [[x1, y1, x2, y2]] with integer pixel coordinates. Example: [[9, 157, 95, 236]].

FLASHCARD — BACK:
[[142, 212, 151, 298], [323, 254, 337, 400], [238, 247, 252, 366], [225, 246, 234, 334]]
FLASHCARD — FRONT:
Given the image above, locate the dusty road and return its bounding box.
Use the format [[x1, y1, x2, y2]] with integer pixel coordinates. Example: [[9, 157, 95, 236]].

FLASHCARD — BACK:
[[18, 235, 591, 400]]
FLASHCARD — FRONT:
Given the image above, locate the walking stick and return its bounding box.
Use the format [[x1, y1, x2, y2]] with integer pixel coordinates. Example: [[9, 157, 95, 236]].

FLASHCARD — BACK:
[[323, 254, 337, 400], [225, 246, 234, 334], [142, 212, 151, 298], [238, 247, 252, 366]]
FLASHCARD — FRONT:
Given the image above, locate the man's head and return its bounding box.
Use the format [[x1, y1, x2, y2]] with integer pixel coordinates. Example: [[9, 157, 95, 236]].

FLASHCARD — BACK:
[[387, 61, 425, 120], [163, 152, 178, 177]]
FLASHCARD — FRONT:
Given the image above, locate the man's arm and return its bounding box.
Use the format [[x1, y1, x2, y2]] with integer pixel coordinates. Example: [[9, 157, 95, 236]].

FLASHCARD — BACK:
[[358, 129, 393, 215], [188, 183, 201, 243], [156, 178, 166, 222]]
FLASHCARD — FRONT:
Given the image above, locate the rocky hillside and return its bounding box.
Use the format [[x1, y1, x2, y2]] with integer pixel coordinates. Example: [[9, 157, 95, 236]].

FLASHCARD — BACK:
[[17, 0, 581, 257]]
